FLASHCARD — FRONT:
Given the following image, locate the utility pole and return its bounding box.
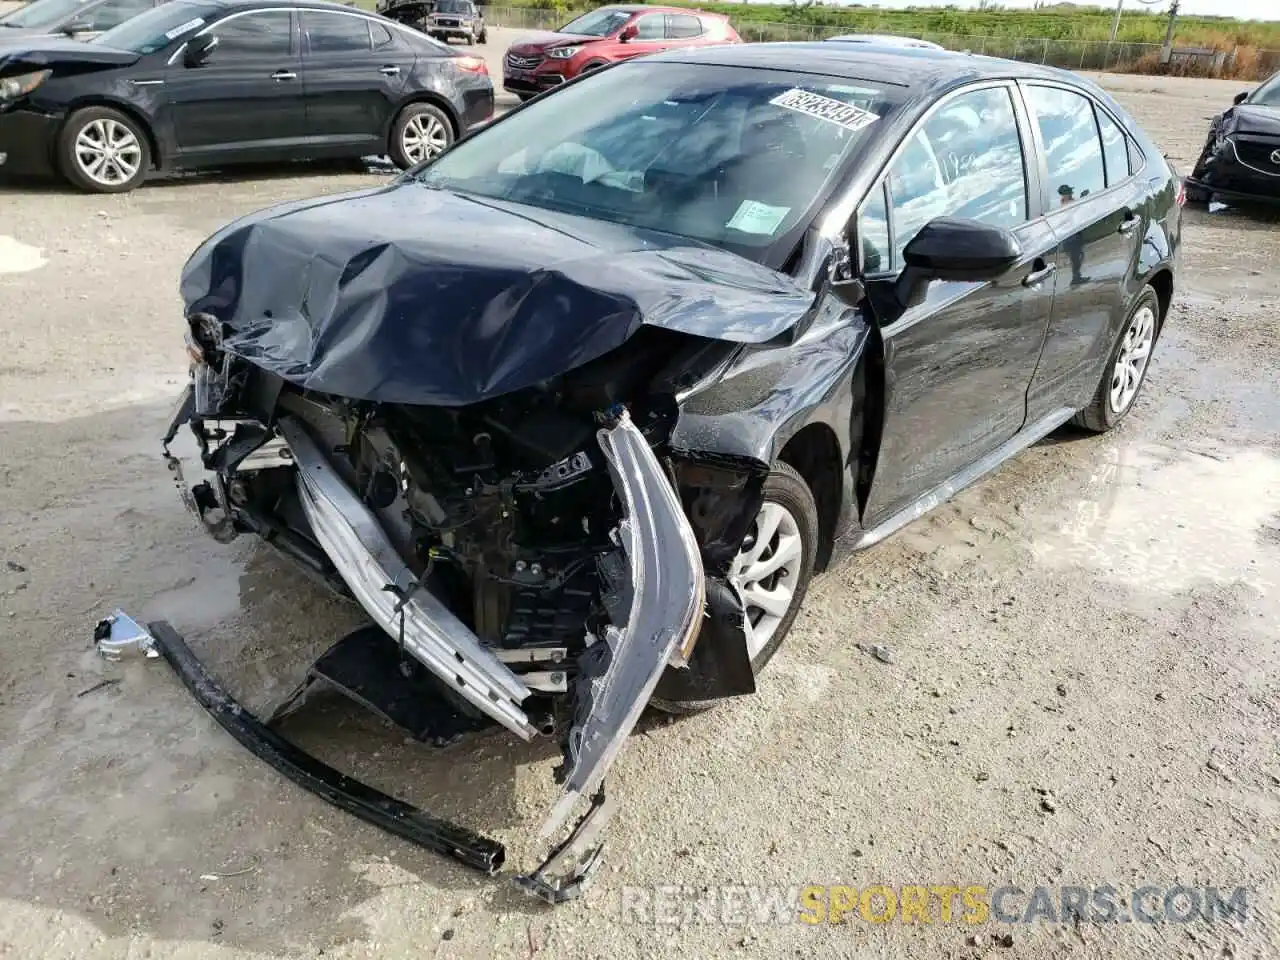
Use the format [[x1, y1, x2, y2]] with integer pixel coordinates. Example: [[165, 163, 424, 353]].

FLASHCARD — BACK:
[[1160, 0, 1180, 63], [1109, 0, 1124, 43]]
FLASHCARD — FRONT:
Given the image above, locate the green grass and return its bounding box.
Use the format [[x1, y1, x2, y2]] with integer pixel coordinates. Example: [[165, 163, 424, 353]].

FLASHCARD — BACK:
[[493, 1, 1280, 50]]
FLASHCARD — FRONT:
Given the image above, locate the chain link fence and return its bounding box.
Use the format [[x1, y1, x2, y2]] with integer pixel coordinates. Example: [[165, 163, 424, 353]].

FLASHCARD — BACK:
[[479, 5, 1279, 77]]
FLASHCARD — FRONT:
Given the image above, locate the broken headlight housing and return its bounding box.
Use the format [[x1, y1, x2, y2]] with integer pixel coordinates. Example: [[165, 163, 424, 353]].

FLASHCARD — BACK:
[[0, 70, 50, 101]]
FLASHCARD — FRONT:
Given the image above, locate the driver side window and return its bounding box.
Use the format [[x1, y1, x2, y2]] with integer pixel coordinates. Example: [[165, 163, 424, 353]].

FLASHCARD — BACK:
[[858, 85, 1028, 274], [205, 11, 294, 60], [632, 13, 664, 40]]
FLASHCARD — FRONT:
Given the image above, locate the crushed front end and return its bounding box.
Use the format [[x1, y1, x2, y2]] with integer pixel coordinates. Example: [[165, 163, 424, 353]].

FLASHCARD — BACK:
[[157, 315, 759, 900]]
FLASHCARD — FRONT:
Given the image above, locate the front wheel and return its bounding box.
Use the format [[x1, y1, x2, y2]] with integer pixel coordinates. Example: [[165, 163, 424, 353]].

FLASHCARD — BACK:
[[1072, 285, 1161, 433], [58, 106, 150, 193], [388, 103, 454, 169], [477, 28, 487, 43], [651, 461, 819, 714]]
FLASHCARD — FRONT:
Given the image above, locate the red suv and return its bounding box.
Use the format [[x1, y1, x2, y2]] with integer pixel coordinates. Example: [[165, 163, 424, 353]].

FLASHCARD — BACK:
[[503, 5, 740, 101]]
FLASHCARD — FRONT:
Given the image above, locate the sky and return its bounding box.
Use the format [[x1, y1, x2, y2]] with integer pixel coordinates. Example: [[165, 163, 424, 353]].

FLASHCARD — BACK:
[[811, 0, 1280, 21]]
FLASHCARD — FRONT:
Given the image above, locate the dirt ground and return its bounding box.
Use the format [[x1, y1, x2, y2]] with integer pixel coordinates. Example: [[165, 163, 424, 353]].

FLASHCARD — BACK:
[[1, 33, 1278, 960]]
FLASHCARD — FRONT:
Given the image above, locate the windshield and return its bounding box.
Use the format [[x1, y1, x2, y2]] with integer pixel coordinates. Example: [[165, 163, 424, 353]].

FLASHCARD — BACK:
[[94, 0, 216, 52], [416, 62, 893, 259], [1, 0, 94, 29], [1249, 72, 1280, 106], [557, 8, 632, 37]]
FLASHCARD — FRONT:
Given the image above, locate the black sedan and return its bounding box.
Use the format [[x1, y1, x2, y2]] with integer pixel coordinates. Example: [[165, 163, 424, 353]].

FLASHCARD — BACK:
[[0, 0, 163, 41], [1187, 70, 1280, 206], [0, 0, 493, 192], [159, 43, 1182, 894]]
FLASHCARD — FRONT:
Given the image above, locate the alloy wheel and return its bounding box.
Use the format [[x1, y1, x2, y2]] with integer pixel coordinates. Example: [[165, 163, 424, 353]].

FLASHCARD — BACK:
[[1109, 304, 1156, 414], [401, 113, 449, 163], [74, 118, 143, 187], [730, 500, 805, 661]]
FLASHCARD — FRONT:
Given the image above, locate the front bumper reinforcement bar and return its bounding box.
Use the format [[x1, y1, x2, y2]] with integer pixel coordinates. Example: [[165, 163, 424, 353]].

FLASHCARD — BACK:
[[140, 619, 507, 875]]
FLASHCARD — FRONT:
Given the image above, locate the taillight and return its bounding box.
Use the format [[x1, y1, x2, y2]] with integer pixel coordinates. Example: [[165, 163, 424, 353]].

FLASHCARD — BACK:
[[1175, 180, 1186, 206], [455, 56, 488, 74]]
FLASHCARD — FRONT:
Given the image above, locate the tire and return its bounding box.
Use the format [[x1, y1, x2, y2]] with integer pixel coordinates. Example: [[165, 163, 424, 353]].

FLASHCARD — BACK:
[[1072, 285, 1161, 433], [477, 28, 487, 43], [652, 461, 819, 715], [388, 102, 454, 169], [58, 105, 151, 194], [464, 33, 474, 45], [1183, 181, 1209, 204], [516, 93, 535, 103]]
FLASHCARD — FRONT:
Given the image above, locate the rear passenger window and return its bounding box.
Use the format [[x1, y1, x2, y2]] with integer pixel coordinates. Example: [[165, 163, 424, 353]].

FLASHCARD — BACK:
[[306, 12, 372, 54], [371, 23, 394, 47], [1025, 85, 1106, 206], [1097, 109, 1130, 186], [666, 14, 702, 38], [885, 86, 1028, 267]]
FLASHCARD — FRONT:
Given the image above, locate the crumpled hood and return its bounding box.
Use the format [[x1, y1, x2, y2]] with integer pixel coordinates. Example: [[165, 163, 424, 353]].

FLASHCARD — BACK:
[[180, 182, 815, 406], [508, 31, 605, 53], [1228, 104, 1280, 138], [0, 38, 139, 68]]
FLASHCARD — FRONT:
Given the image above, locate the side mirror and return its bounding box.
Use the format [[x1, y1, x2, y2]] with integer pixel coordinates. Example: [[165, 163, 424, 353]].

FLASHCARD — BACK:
[[184, 33, 218, 67], [62, 15, 92, 35], [618, 24, 637, 42], [1233, 90, 1250, 105], [896, 217, 1021, 304]]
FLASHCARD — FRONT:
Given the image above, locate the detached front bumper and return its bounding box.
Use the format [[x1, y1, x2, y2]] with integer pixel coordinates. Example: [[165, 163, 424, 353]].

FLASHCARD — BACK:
[[161, 393, 706, 896]]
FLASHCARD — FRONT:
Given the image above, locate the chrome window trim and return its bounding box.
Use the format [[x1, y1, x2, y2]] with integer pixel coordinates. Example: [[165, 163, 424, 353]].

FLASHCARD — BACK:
[[167, 5, 447, 66]]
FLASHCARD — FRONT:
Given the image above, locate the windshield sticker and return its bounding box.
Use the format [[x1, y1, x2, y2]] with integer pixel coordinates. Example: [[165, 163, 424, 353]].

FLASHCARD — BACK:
[[726, 200, 791, 236], [165, 17, 205, 39], [771, 88, 879, 132]]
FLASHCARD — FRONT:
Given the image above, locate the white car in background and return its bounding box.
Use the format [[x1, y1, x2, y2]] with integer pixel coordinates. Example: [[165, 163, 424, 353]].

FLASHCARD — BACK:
[[825, 33, 945, 50]]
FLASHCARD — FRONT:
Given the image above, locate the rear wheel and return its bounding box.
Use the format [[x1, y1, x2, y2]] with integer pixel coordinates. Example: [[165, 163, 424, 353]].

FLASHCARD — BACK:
[[477, 27, 487, 43], [651, 462, 819, 714], [389, 102, 454, 168], [58, 106, 150, 194], [1072, 285, 1160, 433]]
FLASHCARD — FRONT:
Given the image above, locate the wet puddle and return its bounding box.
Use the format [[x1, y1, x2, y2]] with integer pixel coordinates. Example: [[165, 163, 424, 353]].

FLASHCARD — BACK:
[[1029, 441, 1280, 593]]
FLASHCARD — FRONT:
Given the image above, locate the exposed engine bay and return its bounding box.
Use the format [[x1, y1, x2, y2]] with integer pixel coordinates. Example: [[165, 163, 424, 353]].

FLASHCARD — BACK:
[[153, 314, 764, 900]]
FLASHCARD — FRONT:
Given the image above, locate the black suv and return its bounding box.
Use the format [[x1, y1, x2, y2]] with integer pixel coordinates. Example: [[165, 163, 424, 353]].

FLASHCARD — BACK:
[[426, 0, 484, 44]]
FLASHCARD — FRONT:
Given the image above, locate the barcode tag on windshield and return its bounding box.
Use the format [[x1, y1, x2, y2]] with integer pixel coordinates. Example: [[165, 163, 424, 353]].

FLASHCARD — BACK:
[[726, 200, 790, 236], [165, 17, 205, 39], [771, 88, 879, 132]]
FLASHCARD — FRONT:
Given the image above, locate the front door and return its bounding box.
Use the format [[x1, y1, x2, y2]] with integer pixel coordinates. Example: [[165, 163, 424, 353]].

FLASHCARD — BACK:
[[300, 9, 411, 151], [1019, 83, 1150, 418], [616, 11, 667, 60], [163, 9, 307, 160], [856, 83, 1058, 526]]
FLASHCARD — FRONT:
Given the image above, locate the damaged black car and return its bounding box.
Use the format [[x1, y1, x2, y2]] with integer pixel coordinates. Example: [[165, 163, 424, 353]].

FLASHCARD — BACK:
[[1186, 69, 1280, 206], [148, 44, 1181, 900]]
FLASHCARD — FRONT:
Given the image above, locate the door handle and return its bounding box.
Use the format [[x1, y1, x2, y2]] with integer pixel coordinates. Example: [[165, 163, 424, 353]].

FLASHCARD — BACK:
[[1118, 213, 1139, 236], [379, 65, 401, 75], [1022, 261, 1056, 287], [271, 70, 297, 81]]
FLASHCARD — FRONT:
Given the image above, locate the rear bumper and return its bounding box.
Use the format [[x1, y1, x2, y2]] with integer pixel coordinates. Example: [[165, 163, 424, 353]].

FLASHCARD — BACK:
[[0, 105, 60, 178]]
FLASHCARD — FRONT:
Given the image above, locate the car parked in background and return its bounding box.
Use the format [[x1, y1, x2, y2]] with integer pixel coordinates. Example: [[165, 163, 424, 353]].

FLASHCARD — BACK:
[[1186, 69, 1280, 206], [825, 33, 944, 50], [502, 4, 738, 101], [425, 0, 483, 45], [0, 0, 162, 41], [0, 0, 493, 192]]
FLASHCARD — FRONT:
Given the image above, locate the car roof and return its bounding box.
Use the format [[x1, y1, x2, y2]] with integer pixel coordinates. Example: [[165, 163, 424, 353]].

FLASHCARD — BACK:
[[648, 40, 1084, 94], [595, 4, 721, 15], [198, 0, 390, 12]]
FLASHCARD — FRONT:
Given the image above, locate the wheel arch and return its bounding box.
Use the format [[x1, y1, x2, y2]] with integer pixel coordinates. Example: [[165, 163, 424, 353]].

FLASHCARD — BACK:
[[1145, 267, 1174, 336], [61, 98, 164, 170], [389, 92, 461, 141]]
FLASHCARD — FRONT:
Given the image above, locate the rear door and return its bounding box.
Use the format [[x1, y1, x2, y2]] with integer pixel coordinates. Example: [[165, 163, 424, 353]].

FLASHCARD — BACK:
[[662, 13, 704, 50], [616, 11, 666, 59], [300, 9, 411, 150], [855, 82, 1058, 526], [163, 9, 307, 159], [1019, 83, 1149, 418]]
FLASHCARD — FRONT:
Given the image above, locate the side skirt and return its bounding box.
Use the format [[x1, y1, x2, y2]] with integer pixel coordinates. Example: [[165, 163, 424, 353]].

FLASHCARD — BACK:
[[852, 407, 1077, 551]]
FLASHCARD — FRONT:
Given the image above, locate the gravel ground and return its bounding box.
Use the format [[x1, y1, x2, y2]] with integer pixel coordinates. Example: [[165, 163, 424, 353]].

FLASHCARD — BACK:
[[1, 34, 1278, 960]]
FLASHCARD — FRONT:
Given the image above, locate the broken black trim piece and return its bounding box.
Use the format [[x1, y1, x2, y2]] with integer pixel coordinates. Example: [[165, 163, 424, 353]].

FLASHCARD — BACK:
[[144, 620, 506, 876]]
